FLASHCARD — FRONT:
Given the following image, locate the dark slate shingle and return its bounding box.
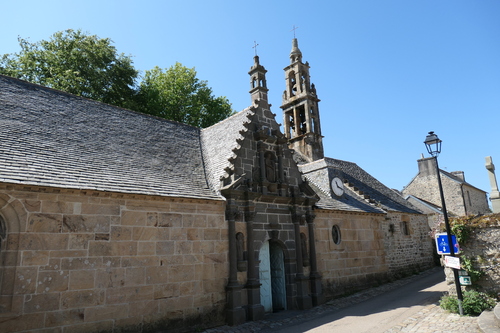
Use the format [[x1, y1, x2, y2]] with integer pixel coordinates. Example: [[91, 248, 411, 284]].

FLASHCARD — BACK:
[[301, 157, 421, 214], [0, 75, 221, 200], [201, 108, 254, 192]]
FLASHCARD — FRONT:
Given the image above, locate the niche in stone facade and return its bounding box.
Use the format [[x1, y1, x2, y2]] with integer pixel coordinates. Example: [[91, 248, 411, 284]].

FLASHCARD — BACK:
[[236, 232, 247, 272], [300, 233, 310, 267], [264, 152, 276, 182]]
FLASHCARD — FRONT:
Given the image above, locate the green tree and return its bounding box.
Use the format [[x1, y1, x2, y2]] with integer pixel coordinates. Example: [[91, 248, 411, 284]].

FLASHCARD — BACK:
[[137, 63, 233, 128], [0, 29, 138, 108]]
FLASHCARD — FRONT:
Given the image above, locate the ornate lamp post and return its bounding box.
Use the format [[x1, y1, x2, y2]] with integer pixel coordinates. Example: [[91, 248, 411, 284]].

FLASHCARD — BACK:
[[424, 131, 464, 315]]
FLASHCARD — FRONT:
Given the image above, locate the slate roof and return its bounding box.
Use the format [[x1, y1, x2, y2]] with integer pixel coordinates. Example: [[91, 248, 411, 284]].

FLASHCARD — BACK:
[[0, 75, 221, 200], [405, 195, 443, 214], [441, 169, 486, 193], [201, 108, 254, 192], [301, 157, 421, 214], [307, 180, 385, 214], [0, 74, 424, 213]]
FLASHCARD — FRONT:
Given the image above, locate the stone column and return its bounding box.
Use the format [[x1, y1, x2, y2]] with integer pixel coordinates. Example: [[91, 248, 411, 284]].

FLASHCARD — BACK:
[[284, 113, 291, 138], [304, 102, 312, 133], [291, 209, 312, 310], [245, 209, 264, 321], [306, 210, 324, 306], [485, 156, 500, 213], [293, 107, 301, 136], [225, 205, 245, 326]]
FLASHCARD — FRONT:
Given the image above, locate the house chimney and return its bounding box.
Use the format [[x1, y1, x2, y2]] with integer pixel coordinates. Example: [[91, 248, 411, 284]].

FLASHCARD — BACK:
[[451, 171, 465, 181], [417, 157, 438, 176]]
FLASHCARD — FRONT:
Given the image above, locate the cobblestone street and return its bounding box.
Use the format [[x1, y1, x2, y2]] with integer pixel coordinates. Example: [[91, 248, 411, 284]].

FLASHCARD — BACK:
[[385, 303, 478, 332], [204, 267, 480, 333]]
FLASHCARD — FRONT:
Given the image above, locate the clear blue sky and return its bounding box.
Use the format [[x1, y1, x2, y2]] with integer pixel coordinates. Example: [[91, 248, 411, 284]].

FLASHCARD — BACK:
[[2, 0, 499, 201]]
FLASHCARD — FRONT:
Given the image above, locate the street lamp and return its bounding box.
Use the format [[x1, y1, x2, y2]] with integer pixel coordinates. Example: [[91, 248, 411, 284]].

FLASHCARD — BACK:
[[424, 131, 464, 315]]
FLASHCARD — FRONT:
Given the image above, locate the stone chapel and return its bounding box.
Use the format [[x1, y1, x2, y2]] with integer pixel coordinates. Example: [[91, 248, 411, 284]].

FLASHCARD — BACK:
[[0, 39, 434, 332]]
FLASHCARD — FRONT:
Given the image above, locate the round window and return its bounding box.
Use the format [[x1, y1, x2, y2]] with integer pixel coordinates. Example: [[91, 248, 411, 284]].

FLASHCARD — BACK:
[[331, 225, 341, 245]]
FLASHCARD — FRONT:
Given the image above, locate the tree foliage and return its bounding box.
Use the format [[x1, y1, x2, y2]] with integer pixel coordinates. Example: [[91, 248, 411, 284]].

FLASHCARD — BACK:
[[0, 29, 138, 108], [136, 63, 233, 128], [0, 30, 234, 127]]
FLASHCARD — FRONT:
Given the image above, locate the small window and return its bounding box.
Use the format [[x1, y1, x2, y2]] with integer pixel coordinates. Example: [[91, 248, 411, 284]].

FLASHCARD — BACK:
[[331, 225, 341, 245], [400, 221, 410, 236]]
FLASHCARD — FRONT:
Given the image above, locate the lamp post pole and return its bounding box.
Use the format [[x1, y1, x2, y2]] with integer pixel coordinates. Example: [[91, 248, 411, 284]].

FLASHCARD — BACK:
[[424, 131, 463, 315]]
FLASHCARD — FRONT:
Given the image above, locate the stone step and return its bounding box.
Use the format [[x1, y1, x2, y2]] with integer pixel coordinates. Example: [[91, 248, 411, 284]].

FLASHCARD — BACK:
[[478, 304, 500, 333]]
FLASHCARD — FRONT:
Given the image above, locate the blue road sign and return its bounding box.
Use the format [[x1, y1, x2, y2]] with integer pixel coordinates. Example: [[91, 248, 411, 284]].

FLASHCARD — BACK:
[[435, 233, 460, 255]]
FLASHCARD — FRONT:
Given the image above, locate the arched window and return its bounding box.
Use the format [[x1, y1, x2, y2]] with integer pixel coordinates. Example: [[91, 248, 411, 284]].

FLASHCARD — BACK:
[[289, 71, 296, 97]]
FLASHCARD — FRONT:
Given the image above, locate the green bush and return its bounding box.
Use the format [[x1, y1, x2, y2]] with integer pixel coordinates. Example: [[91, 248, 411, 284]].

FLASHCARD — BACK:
[[440, 290, 497, 316], [461, 256, 484, 282]]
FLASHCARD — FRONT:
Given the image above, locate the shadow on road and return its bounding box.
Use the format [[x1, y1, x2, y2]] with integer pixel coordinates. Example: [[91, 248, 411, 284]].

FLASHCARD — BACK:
[[259, 268, 446, 333]]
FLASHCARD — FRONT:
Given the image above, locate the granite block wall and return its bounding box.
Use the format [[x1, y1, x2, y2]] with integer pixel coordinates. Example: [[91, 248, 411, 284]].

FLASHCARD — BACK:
[[0, 184, 228, 333], [313, 210, 389, 298]]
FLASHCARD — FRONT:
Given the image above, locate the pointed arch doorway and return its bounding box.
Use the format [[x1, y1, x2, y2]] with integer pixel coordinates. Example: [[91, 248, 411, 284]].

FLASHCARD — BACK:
[[259, 240, 287, 312]]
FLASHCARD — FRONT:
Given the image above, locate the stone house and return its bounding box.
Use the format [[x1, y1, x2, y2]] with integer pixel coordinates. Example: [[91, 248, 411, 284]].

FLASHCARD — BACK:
[[402, 157, 490, 219], [0, 39, 434, 332]]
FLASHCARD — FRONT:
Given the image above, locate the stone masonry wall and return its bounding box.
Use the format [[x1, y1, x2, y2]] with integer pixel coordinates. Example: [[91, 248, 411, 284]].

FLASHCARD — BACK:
[[456, 225, 500, 296], [0, 184, 228, 333], [403, 174, 462, 215], [462, 184, 490, 216], [314, 210, 389, 298], [382, 212, 435, 278], [403, 174, 488, 216]]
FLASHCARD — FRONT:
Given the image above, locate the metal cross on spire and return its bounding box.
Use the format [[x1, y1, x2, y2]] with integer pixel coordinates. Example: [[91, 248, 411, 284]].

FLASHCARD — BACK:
[[291, 25, 299, 38], [252, 41, 259, 56]]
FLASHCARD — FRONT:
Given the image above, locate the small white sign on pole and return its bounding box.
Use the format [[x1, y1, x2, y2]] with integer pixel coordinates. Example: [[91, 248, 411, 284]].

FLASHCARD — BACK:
[[459, 276, 472, 286], [444, 256, 461, 270]]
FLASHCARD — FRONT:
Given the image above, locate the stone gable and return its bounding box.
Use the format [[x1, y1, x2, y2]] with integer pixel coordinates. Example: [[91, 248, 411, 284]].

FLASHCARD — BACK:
[[402, 157, 489, 216]]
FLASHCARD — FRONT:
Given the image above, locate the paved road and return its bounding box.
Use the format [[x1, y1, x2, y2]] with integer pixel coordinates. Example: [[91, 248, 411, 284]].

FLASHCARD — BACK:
[[270, 269, 446, 332], [204, 267, 479, 333]]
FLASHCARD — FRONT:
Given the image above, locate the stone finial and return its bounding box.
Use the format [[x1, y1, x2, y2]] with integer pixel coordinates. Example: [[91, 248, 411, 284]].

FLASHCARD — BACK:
[[290, 38, 302, 63], [485, 156, 500, 213]]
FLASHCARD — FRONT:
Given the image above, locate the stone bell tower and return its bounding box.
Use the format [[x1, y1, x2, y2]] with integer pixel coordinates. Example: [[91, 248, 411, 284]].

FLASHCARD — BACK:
[[249, 55, 269, 107], [280, 38, 324, 163]]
